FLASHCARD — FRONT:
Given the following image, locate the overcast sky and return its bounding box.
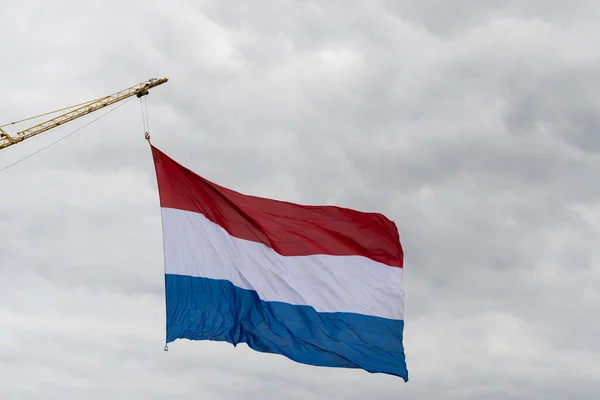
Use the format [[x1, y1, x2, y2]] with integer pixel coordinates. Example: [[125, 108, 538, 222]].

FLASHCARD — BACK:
[[1, 0, 599, 398]]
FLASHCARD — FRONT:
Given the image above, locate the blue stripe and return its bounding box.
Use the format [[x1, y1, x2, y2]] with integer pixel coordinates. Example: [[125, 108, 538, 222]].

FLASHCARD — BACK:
[[165, 274, 408, 381]]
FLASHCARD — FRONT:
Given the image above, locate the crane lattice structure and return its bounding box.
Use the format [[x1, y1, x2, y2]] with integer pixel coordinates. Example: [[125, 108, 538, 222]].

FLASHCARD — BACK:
[[0, 78, 168, 151]]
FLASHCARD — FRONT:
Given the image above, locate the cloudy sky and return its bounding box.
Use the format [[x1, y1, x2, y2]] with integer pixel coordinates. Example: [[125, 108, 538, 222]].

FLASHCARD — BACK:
[[1, 0, 599, 398]]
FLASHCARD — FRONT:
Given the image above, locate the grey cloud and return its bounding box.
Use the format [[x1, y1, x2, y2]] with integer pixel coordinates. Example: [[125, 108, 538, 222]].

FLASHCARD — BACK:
[[1, 0, 599, 398], [385, 0, 599, 37]]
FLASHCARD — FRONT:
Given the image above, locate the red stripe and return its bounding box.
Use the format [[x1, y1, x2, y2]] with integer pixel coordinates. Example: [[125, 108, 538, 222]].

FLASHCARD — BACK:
[[151, 145, 403, 268]]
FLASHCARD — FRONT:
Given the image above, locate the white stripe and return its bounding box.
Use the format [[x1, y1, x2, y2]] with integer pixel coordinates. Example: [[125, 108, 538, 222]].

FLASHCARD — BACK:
[[161, 207, 404, 320]]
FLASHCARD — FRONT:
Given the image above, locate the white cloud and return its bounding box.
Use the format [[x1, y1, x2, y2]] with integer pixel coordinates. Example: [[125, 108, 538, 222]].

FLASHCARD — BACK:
[[0, 0, 599, 398]]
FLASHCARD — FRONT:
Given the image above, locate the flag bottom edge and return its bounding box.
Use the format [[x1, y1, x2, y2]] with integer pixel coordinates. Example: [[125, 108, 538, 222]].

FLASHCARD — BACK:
[[165, 273, 408, 381]]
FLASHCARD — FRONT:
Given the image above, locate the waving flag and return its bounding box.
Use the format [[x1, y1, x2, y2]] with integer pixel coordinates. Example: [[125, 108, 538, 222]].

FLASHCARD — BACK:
[[151, 145, 408, 381]]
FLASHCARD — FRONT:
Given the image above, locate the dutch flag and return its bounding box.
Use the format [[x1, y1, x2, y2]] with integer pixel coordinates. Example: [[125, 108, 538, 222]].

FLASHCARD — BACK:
[[150, 145, 408, 381]]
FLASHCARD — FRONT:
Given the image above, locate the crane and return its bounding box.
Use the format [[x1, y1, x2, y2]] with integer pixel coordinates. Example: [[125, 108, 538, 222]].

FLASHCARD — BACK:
[[0, 78, 168, 151]]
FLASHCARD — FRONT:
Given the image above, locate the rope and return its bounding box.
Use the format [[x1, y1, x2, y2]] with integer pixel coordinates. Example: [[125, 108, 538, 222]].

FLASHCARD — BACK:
[[140, 97, 148, 133], [140, 96, 151, 143], [144, 97, 151, 134], [0, 97, 133, 174]]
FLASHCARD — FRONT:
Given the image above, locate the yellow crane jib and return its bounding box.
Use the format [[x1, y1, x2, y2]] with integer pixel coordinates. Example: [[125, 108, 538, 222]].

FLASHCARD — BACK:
[[0, 78, 168, 151]]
